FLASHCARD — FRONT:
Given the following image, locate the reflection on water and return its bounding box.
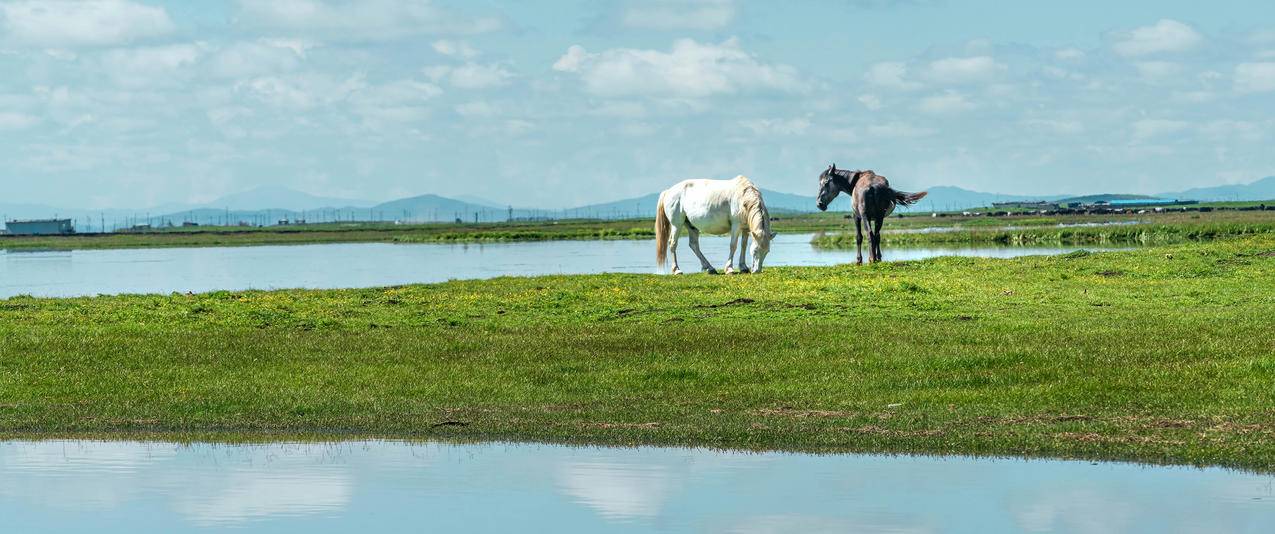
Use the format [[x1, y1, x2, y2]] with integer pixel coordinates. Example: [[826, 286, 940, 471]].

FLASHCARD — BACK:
[[0, 234, 1115, 298], [1, 440, 1271, 533]]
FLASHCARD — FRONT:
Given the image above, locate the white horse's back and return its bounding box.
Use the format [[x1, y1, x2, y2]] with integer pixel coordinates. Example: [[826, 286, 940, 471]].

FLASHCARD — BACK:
[[662, 177, 746, 235]]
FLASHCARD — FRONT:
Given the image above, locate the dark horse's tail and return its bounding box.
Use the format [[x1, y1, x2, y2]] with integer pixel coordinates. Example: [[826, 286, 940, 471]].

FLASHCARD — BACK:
[[892, 189, 928, 207]]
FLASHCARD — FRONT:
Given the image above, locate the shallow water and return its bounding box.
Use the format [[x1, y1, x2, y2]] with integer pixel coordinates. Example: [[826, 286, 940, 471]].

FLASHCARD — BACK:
[[0, 234, 1112, 298], [1, 440, 1271, 533]]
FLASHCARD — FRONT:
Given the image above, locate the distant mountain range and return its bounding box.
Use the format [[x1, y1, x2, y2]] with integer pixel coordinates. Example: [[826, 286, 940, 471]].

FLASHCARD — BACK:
[[208, 185, 376, 211], [5, 175, 1274, 231], [1164, 176, 1275, 202]]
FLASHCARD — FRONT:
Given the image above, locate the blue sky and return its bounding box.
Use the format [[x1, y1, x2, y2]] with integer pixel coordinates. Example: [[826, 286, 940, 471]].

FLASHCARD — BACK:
[[1, 0, 1273, 209]]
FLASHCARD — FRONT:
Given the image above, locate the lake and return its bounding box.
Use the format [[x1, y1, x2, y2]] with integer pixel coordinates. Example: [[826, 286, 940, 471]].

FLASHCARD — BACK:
[[0, 234, 1112, 298], [2, 440, 1271, 533]]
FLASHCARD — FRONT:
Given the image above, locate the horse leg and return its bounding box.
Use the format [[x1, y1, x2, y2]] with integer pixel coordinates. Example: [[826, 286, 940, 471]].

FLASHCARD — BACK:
[[723, 222, 739, 274], [871, 216, 885, 263], [737, 232, 751, 273], [668, 223, 683, 274], [854, 216, 864, 265], [688, 227, 716, 274]]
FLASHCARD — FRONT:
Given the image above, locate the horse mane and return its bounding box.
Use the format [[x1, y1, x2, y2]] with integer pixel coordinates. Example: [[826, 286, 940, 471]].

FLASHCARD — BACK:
[[736, 176, 771, 240], [831, 168, 863, 193]]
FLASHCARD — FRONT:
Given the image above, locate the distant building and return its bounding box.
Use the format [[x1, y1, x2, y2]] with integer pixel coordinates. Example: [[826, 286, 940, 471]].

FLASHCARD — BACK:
[[4, 218, 75, 236]]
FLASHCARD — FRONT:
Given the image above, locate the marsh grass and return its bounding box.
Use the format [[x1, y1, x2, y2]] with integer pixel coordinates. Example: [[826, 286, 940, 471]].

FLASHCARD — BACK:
[[5, 207, 1274, 251], [812, 219, 1275, 248], [3, 235, 1275, 469]]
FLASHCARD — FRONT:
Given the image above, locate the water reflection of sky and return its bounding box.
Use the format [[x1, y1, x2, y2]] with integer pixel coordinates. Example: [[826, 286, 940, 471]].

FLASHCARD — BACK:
[[0, 235, 1116, 298], [2, 441, 1272, 533]]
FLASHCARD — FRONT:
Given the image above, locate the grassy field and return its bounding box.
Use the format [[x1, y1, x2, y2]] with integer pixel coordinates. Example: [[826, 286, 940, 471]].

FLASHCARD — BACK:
[[2, 235, 1274, 470]]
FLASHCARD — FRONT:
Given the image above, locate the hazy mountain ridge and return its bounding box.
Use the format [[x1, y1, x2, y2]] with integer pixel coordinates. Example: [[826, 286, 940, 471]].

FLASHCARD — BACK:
[[209, 185, 376, 211], [1160, 176, 1275, 202]]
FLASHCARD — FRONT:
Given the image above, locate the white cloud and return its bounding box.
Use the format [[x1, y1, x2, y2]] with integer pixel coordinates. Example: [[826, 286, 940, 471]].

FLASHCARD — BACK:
[[865, 121, 936, 138], [258, 38, 317, 58], [1134, 61, 1183, 80], [1023, 119, 1085, 135], [864, 61, 921, 90], [348, 79, 442, 122], [1235, 62, 1275, 93], [432, 40, 478, 59], [0, 111, 40, 130], [619, 0, 735, 31], [454, 100, 498, 117], [1042, 65, 1084, 81], [857, 94, 882, 110], [738, 117, 810, 136], [424, 62, 513, 89], [234, 0, 500, 40], [918, 91, 974, 113], [552, 45, 589, 72], [503, 119, 534, 135], [926, 56, 1004, 84], [590, 101, 647, 118], [206, 106, 255, 138], [1055, 48, 1085, 61], [0, 0, 174, 48], [236, 73, 367, 110], [557, 461, 672, 519], [101, 44, 203, 86], [175, 471, 351, 526], [207, 40, 308, 79], [552, 38, 801, 98], [1132, 118, 1189, 140], [618, 122, 658, 136], [1200, 120, 1264, 142], [1112, 19, 1202, 57]]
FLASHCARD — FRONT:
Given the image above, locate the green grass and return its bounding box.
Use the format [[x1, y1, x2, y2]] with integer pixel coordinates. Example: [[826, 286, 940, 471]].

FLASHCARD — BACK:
[[2, 235, 1275, 470]]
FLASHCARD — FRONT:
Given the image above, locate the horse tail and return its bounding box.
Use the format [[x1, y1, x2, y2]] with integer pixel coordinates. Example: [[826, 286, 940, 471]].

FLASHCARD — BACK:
[[741, 184, 771, 241], [655, 193, 670, 268], [892, 189, 928, 207]]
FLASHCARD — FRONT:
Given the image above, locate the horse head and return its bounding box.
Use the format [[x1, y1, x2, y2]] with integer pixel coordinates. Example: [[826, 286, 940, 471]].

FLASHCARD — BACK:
[[816, 163, 848, 211]]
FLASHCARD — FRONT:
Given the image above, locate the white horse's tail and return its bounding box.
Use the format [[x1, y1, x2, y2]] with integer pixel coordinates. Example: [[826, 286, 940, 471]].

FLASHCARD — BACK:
[[741, 184, 772, 242], [655, 193, 670, 268]]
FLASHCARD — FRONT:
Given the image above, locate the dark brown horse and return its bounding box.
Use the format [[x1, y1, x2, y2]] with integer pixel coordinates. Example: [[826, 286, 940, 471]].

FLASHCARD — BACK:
[[816, 164, 928, 264]]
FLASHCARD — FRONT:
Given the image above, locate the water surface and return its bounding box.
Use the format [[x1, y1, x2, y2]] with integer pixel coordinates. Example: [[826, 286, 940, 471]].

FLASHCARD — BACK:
[[2, 440, 1271, 533], [1, 234, 1111, 298]]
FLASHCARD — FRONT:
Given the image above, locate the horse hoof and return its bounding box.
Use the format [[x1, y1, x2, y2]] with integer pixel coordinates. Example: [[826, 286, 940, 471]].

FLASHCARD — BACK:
[[725, 267, 736, 275], [706, 268, 718, 275], [671, 268, 683, 275], [738, 267, 751, 274]]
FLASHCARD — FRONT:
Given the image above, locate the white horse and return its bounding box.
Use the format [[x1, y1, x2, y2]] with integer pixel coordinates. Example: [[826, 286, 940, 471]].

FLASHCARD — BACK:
[[655, 175, 775, 274]]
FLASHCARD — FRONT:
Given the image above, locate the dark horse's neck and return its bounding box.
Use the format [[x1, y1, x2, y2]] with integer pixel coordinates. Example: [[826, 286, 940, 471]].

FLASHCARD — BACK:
[[832, 168, 861, 193]]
